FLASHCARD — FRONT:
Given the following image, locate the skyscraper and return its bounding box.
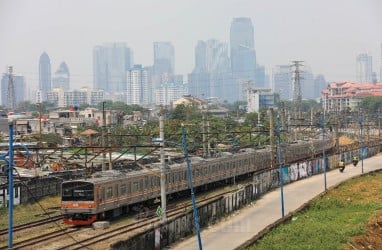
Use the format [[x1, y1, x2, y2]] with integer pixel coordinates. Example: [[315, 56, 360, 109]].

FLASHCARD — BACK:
[[93, 43, 133, 93], [39, 52, 51, 100], [356, 53, 373, 83], [188, 39, 232, 101], [272, 65, 292, 100], [52, 62, 70, 91], [230, 18, 256, 74], [230, 17, 257, 100], [153, 42, 174, 76]]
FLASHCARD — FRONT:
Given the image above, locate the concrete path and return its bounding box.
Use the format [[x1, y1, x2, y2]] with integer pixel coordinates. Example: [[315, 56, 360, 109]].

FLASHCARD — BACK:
[[171, 154, 382, 250]]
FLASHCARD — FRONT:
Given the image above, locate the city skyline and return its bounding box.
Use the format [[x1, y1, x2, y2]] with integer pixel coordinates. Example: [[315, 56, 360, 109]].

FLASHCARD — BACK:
[[1, 0, 381, 91]]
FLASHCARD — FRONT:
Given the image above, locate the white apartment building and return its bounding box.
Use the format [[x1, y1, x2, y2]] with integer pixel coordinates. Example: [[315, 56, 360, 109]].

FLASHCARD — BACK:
[[127, 65, 150, 105], [155, 82, 188, 106]]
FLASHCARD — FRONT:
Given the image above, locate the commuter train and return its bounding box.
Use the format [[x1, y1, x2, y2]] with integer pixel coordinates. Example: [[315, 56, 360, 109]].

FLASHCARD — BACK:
[[61, 140, 332, 225]]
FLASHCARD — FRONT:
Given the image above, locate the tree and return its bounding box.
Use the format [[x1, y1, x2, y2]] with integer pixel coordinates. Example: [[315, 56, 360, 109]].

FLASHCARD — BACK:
[[41, 133, 63, 147], [360, 96, 382, 114]]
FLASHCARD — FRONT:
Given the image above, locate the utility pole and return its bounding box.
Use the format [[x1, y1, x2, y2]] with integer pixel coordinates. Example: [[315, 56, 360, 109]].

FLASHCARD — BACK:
[[276, 114, 285, 217], [320, 113, 327, 191], [269, 108, 275, 168], [37, 102, 42, 146], [291, 61, 304, 141], [108, 127, 112, 170], [359, 111, 364, 174], [291, 61, 303, 120], [159, 106, 167, 222], [102, 102, 106, 171], [202, 99, 207, 158]]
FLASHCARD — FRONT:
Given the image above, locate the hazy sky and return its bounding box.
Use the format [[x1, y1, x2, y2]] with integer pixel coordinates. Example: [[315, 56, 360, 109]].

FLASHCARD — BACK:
[[1, 0, 381, 90]]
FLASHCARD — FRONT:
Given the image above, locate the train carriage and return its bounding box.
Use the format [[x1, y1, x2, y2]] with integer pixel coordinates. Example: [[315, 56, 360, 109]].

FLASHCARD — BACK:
[[61, 139, 333, 225]]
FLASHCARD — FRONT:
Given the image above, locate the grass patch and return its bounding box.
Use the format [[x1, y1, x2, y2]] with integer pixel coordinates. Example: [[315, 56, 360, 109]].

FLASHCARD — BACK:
[[250, 172, 382, 249], [0, 196, 61, 229]]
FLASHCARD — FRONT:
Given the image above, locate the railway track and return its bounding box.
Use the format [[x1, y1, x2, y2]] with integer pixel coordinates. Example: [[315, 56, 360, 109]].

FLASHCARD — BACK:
[[0, 215, 63, 237], [13, 188, 234, 249], [56, 190, 232, 250], [0, 227, 79, 250]]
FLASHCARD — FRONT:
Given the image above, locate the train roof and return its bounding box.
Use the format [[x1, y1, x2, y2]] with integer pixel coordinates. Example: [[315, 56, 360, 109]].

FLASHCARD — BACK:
[[62, 140, 333, 185]]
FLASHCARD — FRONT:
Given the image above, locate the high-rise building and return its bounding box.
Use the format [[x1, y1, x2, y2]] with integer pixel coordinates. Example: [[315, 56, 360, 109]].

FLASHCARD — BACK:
[[155, 82, 188, 106], [356, 53, 373, 83], [39, 52, 51, 100], [1, 72, 26, 107], [153, 42, 174, 76], [46, 87, 104, 108], [254, 65, 269, 89], [300, 68, 315, 99], [52, 62, 70, 91], [189, 39, 232, 101], [230, 18, 256, 87], [230, 18, 257, 102], [93, 43, 133, 94], [127, 65, 150, 105], [272, 65, 292, 100], [314, 75, 328, 100]]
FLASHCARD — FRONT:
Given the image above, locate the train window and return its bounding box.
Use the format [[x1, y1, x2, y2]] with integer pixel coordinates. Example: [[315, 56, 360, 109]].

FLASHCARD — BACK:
[[62, 181, 94, 201], [139, 179, 143, 191], [157, 176, 160, 186], [121, 184, 127, 195], [127, 182, 131, 194], [106, 187, 112, 199], [132, 182, 138, 192], [100, 187, 105, 202], [144, 176, 148, 189], [115, 184, 118, 197]]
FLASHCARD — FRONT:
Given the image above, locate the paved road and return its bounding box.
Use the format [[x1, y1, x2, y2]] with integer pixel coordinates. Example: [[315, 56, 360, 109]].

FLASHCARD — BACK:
[[171, 154, 382, 250]]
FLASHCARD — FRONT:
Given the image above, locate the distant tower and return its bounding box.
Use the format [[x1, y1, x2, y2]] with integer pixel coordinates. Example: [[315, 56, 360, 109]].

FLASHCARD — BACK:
[[230, 17, 257, 101], [39, 52, 52, 100], [7, 66, 16, 111], [291, 61, 303, 120], [93, 43, 133, 93], [153, 41, 175, 76], [356, 53, 373, 83], [52, 62, 70, 91], [272, 65, 292, 100]]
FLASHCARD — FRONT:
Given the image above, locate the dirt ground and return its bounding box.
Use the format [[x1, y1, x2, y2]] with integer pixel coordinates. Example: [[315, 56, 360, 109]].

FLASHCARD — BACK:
[[346, 210, 382, 249]]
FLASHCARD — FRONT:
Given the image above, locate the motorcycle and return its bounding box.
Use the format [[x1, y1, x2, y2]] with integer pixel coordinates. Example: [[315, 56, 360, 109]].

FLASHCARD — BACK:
[[352, 159, 359, 166], [338, 161, 345, 172]]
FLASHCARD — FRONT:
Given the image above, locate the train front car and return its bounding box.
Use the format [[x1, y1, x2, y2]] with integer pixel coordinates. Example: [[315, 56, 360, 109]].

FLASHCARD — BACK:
[[61, 180, 97, 225]]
